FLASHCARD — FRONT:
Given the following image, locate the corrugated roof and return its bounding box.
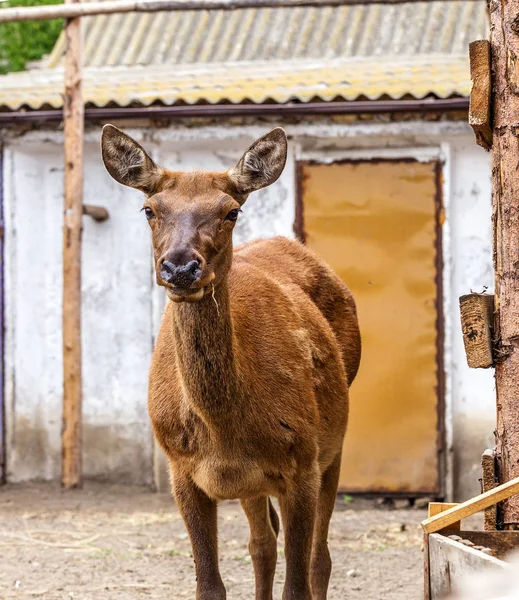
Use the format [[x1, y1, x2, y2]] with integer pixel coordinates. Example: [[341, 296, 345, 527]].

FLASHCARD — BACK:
[[46, 0, 488, 67], [0, 55, 471, 111], [0, 0, 488, 111]]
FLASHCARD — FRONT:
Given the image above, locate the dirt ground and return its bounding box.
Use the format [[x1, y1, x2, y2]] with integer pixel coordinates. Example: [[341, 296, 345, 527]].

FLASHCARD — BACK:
[[0, 483, 428, 600]]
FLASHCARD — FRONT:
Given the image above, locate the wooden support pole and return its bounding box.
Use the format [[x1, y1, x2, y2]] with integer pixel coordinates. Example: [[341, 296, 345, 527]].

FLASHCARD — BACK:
[[62, 1, 83, 489], [489, 0, 519, 529]]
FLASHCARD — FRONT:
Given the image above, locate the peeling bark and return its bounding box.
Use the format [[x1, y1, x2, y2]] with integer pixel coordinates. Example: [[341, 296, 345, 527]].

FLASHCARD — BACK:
[[490, 0, 519, 528]]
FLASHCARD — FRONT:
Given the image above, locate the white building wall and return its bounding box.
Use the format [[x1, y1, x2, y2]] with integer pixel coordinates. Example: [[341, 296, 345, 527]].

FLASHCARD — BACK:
[[0, 122, 495, 499], [3, 140, 156, 483], [446, 136, 495, 500]]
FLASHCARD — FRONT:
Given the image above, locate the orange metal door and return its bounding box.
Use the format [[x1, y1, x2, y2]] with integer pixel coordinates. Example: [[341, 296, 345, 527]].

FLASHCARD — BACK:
[[300, 160, 442, 495]]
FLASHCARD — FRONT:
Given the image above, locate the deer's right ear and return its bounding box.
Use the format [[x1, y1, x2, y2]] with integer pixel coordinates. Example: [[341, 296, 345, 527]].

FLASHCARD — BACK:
[[101, 125, 165, 195], [227, 128, 288, 197]]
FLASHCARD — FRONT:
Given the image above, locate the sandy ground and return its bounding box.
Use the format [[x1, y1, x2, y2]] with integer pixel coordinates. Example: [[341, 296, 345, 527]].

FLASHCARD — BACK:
[[0, 483, 427, 600]]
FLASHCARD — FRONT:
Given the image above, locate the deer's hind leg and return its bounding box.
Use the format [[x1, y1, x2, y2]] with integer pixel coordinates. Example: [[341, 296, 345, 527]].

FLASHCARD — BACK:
[[310, 452, 342, 600], [241, 496, 279, 600]]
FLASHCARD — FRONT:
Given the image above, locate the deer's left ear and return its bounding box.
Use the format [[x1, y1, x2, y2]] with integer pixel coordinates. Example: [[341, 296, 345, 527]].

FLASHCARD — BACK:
[[228, 128, 288, 197], [101, 124, 166, 195]]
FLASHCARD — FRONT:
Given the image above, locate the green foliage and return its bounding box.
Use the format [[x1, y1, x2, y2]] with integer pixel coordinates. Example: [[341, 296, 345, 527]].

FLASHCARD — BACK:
[[0, 0, 63, 74]]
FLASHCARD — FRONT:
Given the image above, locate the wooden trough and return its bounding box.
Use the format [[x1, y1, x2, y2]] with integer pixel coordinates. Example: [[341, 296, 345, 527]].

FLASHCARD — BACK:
[[422, 477, 519, 599]]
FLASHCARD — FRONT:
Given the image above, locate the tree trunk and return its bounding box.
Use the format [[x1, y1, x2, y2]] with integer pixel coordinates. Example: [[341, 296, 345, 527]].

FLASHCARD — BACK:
[[490, 0, 519, 529]]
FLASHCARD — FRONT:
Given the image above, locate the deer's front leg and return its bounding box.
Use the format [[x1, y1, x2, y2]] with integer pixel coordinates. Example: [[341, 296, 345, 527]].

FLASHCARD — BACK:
[[279, 467, 319, 600], [172, 469, 226, 600]]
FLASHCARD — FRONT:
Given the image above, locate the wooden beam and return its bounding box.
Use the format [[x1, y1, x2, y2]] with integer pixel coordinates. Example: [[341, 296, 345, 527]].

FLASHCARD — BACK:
[[489, 0, 519, 529], [83, 204, 109, 222], [469, 40, 492, 150], [459, 293, 494, 368], [421, 476, 519, 534], [61, 1, 83, 489], [0, 0, 476, 24]]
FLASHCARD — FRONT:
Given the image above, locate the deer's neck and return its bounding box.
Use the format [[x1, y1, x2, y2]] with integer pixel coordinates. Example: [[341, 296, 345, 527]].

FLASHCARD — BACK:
[[170, 280, 238, 421]]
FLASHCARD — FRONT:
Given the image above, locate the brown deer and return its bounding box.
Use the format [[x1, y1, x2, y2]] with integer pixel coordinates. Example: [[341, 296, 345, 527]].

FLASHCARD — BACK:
[[101, 125, 361, 600]]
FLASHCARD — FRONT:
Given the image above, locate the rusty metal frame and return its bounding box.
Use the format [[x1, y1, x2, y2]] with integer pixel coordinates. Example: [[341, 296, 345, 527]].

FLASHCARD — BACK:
[[434, 160, 447, 500], [294, 156, 447, 498]]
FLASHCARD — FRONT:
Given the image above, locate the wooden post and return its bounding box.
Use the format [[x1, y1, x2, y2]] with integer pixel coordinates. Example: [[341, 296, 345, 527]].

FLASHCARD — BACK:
[[62, 0, 83, 488], [489, 0, 519, 529], [481, 449, 498, 530], [427, 503, 461, 532]]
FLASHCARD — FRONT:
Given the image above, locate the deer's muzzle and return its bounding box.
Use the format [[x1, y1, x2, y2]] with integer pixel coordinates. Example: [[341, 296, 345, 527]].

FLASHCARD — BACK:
[[160, 259, 202, 289]]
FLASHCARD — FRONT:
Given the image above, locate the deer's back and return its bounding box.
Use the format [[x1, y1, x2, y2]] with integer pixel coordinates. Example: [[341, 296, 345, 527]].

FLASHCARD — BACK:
[[234, 236, 361, 385]]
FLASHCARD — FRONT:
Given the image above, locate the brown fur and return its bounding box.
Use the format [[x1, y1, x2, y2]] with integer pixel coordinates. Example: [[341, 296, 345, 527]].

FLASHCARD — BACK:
[[101, 126, 361, 600]]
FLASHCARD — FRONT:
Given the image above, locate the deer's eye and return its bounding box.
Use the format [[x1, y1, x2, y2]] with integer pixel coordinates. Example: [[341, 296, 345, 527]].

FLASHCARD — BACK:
[[226, 208, 240, 222], [143, 207, 155, 219]]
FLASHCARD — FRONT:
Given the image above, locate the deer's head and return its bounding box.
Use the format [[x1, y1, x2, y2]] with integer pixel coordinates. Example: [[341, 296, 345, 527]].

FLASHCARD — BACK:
[[101, 126, 287, 303]]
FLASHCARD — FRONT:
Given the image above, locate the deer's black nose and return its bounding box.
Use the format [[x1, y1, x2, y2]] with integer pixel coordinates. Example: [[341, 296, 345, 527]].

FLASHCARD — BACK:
[[160, 259, 201, 288]]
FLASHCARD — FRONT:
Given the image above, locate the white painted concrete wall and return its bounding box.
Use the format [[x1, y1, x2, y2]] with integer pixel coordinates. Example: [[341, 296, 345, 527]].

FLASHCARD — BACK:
[[3, 140, 156, 483], [446, 136, 495, 500], [0, 121, 495, 499]]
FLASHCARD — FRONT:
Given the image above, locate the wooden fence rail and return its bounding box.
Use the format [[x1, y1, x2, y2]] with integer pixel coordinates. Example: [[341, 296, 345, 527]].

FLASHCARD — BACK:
[[0, 0, 475, 24]]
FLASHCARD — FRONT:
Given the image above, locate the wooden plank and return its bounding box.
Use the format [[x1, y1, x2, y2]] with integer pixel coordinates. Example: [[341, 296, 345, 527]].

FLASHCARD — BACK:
[[0, 0, 467, 24], [61, 1, 84, 489], [421, 477, 519, 534], [428, 503, 461, 531], [459, 293, 494, 368], [428, 533, 509, 600], [424, 534, 431, 600], [482, 449, 498, 530], [469, 40, 492, 150]]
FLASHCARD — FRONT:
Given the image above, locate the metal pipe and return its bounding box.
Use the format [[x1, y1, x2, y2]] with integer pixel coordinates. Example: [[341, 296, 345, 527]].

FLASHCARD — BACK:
[[0, 98, 469, 124], [0, 0, 473, 24]]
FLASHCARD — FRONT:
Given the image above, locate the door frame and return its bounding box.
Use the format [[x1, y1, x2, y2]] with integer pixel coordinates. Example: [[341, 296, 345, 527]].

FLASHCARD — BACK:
[[0, 146, 5, 484], [294, 149, 447, 499]]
